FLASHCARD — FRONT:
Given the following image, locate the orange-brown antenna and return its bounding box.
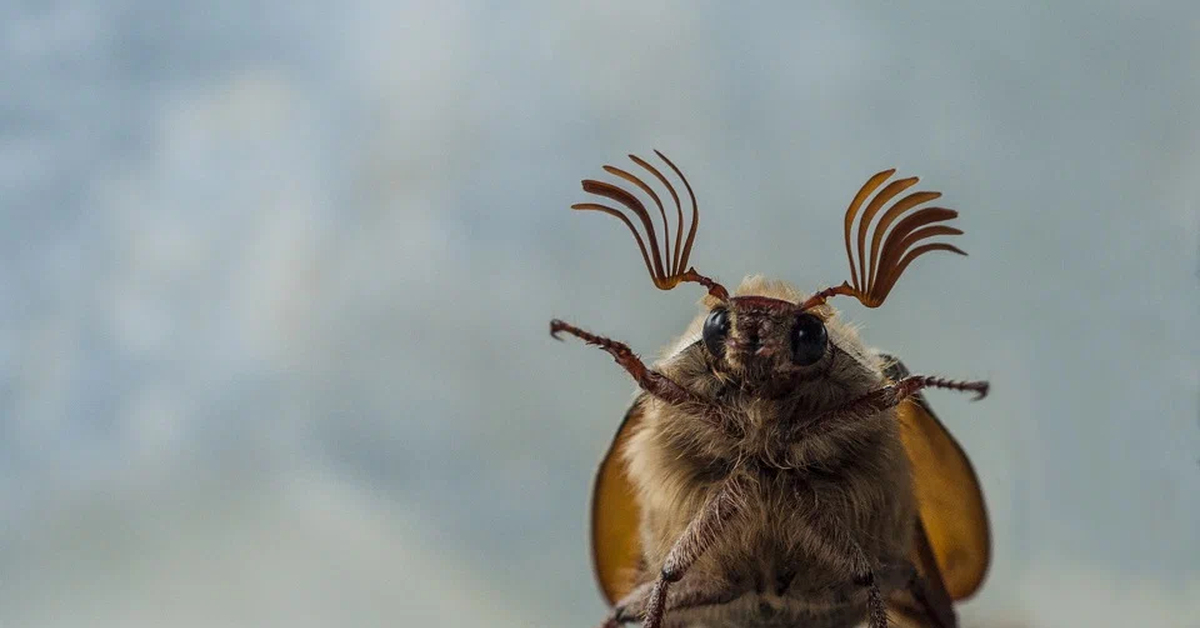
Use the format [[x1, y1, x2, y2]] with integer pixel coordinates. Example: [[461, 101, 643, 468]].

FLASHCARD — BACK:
[[801, 169, 966, 311], [572, 151, 728, 300]]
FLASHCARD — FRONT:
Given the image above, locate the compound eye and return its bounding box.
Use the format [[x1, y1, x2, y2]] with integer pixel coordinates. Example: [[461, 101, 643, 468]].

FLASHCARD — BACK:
[[790, 313, 828, 366], [702, 307, 730, 357]]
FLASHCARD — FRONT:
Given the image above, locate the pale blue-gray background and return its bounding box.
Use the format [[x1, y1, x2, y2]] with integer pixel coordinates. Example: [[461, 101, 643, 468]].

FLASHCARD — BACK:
[[2, 2, 1198, 627]]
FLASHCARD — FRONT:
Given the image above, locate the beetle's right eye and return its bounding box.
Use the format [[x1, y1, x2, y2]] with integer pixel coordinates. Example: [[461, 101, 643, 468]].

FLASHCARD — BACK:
[[703, 307, 730, 357]]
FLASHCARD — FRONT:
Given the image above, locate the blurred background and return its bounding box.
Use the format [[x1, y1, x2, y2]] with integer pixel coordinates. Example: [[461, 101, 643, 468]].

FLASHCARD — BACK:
[[2, 1, 1198, 627]]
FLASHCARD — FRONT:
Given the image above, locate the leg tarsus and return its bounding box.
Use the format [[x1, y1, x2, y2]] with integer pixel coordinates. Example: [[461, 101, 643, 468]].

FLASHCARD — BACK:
[[894, 374, 989, 401], [549, 319, 700, 405]]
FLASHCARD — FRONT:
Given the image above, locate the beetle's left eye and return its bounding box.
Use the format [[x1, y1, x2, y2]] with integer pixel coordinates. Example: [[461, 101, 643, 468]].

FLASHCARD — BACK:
[[791, 313, 828, 366]]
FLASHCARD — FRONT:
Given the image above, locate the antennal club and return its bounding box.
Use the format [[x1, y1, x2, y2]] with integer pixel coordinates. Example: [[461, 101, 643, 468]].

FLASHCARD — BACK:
[[572, 151, 728, 301], [801, 169, 966, 311]]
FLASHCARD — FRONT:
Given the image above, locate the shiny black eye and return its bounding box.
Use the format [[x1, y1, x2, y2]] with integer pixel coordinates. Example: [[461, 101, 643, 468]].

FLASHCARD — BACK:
[[703, 307, 730, 357], [790, 313, 827, 366]]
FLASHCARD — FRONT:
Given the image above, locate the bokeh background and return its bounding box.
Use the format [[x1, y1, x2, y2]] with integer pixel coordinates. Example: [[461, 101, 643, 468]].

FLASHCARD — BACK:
[[3, 2, 1199, 627]]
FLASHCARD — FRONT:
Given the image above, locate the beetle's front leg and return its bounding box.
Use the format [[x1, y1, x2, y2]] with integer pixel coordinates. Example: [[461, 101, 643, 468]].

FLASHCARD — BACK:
[[551, 319, 744, 440], [782, 374, 989, 445], [550, 319, 702, 405], [817, 374, 989, 422]]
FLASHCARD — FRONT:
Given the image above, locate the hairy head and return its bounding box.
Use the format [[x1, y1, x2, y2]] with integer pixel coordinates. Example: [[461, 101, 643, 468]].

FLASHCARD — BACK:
[[663, 276, 882, 404]]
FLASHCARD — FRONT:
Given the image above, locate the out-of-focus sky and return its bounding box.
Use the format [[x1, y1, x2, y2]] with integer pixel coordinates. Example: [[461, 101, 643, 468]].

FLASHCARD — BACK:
[[2, 2, 1198, 627]]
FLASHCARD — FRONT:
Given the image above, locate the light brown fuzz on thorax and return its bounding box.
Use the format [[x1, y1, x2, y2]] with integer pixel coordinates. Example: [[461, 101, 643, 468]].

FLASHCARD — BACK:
[[620, 276, 916, 604]]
